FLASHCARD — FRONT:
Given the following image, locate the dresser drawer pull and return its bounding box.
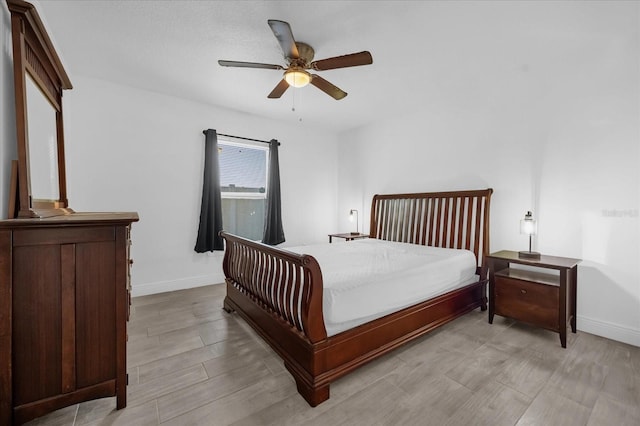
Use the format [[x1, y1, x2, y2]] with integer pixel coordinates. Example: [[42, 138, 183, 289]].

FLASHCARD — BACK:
[[520, 289, 527, 294]]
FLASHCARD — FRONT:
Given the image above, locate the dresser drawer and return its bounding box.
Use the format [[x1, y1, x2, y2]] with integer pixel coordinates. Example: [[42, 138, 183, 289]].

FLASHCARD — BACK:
[[494, 275, 559, 331]]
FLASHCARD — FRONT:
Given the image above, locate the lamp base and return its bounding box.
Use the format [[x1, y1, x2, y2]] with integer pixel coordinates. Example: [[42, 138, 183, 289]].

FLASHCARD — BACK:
[[518, 250, 541, 259]]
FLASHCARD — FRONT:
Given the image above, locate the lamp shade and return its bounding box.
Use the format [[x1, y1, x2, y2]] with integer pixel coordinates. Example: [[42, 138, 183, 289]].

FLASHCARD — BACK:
[[520, 211, 537, 235], [284, 68, 310, 88]]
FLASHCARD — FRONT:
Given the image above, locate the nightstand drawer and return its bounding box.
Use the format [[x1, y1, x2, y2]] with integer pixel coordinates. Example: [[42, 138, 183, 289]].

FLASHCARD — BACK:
[[494, 276, 559, 330]]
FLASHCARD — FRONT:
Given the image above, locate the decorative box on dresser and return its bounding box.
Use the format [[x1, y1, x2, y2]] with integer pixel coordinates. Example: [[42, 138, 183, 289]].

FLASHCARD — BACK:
[[487, 250, 581, 348], [0, 212, 139, 425]]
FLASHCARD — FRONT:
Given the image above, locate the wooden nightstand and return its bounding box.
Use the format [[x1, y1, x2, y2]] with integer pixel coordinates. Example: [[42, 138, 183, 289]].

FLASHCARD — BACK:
[[487, 250, 581, 348], [328, 232, 369, 243]]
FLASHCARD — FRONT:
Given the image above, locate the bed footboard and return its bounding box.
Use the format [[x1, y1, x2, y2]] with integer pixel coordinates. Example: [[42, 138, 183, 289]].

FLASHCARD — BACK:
[[220, 231, 330, 405]]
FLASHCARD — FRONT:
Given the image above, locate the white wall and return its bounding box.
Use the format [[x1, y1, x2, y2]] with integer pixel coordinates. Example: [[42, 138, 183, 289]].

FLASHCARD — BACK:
[[63, 76, 339, 296], [337, 3, 640, 346], [0, 2, 17, 219]]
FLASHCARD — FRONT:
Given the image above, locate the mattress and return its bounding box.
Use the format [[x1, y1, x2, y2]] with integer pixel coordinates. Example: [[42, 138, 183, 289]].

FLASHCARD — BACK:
[[285, 239, 478, 336]]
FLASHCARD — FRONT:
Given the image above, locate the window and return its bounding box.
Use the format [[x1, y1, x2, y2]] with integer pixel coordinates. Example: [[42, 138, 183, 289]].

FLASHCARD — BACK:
[[219, 140, 268, 240]]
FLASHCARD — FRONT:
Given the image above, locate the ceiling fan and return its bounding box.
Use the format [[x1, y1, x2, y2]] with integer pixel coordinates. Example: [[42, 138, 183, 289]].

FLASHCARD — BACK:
[[218, 20, 373, 100]]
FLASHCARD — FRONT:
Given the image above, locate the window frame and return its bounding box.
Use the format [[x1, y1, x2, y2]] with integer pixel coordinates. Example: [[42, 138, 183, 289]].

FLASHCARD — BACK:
[[218, 138, 269, 201]]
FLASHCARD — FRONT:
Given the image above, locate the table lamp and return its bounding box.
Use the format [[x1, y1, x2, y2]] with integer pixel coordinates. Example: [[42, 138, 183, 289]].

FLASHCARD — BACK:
[[349, 209, 359, 235], [519, 211, 540, 259]]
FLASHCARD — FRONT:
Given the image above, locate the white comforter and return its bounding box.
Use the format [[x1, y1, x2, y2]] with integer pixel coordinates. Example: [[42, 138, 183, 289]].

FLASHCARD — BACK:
[[285, 239, 478, 336]]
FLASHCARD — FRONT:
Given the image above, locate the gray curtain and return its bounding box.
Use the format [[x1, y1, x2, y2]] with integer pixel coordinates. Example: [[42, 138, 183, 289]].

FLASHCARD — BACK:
[[262, 139, 285, 245], [195, 129, 224, 252]]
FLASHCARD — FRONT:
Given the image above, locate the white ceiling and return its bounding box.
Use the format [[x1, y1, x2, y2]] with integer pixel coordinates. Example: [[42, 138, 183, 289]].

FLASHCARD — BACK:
[[34, 0, 630, 133]]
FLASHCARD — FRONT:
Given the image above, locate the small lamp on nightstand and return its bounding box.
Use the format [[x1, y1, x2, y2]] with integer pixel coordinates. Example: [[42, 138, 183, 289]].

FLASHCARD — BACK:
[[519, 211, 540, 259], [349, 209, 359, 235]]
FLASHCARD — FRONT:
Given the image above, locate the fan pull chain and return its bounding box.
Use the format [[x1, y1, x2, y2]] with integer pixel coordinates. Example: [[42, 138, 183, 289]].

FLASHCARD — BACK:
[[291, 86, 296, 112], [291, 89, 303, 122]]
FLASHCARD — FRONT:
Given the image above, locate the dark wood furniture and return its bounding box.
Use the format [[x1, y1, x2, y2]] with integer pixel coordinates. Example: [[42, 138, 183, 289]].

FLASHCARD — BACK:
[[0, 213, 138, 425], [487, 250, 581, 348], [3, 2, 139, 424], [327, 232, 369, 243], [221, 188, 492, 406]]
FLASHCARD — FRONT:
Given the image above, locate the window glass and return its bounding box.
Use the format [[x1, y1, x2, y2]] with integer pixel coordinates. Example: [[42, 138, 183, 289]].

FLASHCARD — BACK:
[[219, 140, 268, 240]]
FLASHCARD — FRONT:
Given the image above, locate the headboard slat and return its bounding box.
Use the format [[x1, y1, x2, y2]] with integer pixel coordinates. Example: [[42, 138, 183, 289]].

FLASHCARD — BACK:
[[473, 196, 482, 258], [428, 198, 436, 246], [447, 198, 458, 248], [437, 197, 445, 247], [465, 197, 473, 251], [411, 198, 420, 245]]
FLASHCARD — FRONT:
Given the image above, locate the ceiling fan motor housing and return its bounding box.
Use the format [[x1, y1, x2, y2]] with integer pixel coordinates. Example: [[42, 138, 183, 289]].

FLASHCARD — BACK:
[[293, 42, 315, 65]]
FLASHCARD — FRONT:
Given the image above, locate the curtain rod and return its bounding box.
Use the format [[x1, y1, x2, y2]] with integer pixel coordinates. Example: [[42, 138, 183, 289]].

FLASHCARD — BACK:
[[202, 130, 280, 146]]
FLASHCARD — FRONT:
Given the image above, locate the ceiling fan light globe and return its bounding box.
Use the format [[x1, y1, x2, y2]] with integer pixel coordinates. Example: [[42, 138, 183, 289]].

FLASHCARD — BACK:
[[284, 69, 310, 88]]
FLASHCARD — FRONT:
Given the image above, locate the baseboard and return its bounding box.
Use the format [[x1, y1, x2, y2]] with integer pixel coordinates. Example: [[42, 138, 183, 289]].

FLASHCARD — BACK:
[[577, 315, 640, 347], [131, 273, 225, 297]]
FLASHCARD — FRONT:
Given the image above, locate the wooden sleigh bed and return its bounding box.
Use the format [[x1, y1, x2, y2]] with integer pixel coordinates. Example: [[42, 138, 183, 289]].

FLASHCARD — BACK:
[[220, 188, 492, 406]]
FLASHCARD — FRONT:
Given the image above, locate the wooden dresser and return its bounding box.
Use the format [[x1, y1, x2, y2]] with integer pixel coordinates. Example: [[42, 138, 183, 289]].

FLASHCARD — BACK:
[[0, 212, 139, 425]]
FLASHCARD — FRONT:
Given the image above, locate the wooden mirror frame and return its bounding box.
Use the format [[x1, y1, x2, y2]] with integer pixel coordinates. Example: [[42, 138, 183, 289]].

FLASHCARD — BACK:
[[7, 0, 73, 218]]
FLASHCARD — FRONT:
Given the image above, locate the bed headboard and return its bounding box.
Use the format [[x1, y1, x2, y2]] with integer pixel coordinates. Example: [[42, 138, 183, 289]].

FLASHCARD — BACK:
[[370, 189, 493, 269]]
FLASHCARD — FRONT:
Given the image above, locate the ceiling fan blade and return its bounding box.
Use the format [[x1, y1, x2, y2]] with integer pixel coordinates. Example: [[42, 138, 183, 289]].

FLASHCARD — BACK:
[[268, 79, 290, 99], [268, 20, 299, 60], [310, 75, 347, 100], [310, 51, 373, 71], [218, 60, 283, 70]]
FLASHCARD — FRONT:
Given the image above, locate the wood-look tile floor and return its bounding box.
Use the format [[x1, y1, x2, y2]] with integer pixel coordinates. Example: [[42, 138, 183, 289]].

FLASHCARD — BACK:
[[26, 284, 640, 426]]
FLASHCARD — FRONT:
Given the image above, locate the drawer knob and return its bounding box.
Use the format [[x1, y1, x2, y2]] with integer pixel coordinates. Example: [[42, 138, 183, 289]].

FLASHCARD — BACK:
[[520, 289, 527, 294]]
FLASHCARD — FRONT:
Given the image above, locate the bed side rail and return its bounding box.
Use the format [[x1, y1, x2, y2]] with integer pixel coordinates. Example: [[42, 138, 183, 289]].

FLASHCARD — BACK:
[[370, 188, 493, 276], [220, 231, 327, 343]]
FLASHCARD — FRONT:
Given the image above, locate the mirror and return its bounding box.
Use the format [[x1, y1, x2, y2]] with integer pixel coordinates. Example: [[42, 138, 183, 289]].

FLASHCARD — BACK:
[[25, 74, 60, 201], [7, 0, 73, 218]]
